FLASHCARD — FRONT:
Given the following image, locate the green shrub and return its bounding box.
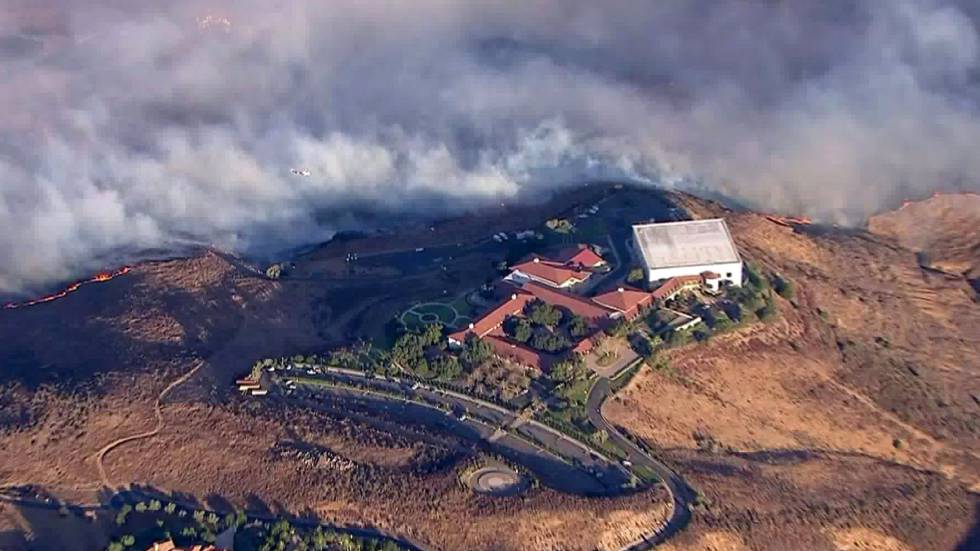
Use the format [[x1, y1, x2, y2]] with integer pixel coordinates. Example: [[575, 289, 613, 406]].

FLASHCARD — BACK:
[[772, 274, 795, 299]]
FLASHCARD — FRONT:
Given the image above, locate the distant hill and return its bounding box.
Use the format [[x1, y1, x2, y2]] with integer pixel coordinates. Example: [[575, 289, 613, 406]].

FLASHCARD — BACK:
[[868, 193, 980, 290]]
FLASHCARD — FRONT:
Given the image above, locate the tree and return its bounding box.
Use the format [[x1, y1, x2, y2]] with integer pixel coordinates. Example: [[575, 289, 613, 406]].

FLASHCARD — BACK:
[[590, 429, 609, 446], [526, 300, 562, 328], [744, 262, 766, 290], [148, 499, 161, 511], [756, 296, 777, 321], [530, 330, 569, 353], [711, 311, 734, 332], [308, 527, 330, 551], [666, 329, 690, 347], [772, 275, 795, 299], [504, 316, 533, 343], [421, 322, 444, 346], [107, 543, 125, 551], [115, 504, 132, 526], [627, 267, 645, 284], [120, 534, 135, 547], [551, 356, 585, 384], [604, 318, 629, 338], [134, 502, 147, 513], [164, 502, 177, 515], [265, 264, 282, 280], [568, 315, 589, 338], [460, 336, 493, 367], [431, 354, 462, 380]]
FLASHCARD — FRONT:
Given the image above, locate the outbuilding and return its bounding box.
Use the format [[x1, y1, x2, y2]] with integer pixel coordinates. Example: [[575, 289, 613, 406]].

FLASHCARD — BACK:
[[632, 219, 743, 288]]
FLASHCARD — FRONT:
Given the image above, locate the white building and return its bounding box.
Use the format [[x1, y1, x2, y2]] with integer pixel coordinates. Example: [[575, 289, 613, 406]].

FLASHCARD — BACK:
[[632, 218, 743, 288]]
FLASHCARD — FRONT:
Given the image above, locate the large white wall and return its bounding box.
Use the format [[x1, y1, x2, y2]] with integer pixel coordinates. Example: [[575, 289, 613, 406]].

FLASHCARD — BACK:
[[645, 261, 743, 287]]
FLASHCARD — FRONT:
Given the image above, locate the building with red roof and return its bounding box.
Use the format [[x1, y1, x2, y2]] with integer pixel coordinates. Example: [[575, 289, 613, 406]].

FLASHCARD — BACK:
[[592, 287, 653, 319], [505, 257, 592, 288], [553, 244, 606, 269], [503, 244, 605, 289], [650, 275, 703, 302], [485, 335, 552, 371], [521, 282, 616, 327], [447, 292, 535, 347]]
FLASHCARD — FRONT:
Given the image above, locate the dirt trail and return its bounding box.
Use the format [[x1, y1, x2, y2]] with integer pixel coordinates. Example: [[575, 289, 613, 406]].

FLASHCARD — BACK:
[[92, 360, 204, 487]]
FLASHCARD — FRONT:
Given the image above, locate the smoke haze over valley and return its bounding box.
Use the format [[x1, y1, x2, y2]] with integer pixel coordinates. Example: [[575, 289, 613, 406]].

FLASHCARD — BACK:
[[2, 0, 980, 294]]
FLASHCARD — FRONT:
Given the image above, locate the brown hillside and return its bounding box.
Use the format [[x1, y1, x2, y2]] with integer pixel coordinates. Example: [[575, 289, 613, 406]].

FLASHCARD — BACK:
[[868, 192, 980, 285], [1, 186, 977, 549], [605, 193, 979, 550]]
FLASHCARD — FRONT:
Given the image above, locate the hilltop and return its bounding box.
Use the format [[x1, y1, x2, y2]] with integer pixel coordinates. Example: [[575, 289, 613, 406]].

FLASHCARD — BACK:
[[0, 186, 977, 550]]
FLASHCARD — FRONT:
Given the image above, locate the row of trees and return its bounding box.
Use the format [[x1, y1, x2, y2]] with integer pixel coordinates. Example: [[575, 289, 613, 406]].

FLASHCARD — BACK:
[[389, 323, 462, 380]]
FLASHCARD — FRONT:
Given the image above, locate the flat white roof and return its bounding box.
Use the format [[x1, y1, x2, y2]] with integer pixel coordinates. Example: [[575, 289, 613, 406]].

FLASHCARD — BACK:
[[632, 218, 741, 270]]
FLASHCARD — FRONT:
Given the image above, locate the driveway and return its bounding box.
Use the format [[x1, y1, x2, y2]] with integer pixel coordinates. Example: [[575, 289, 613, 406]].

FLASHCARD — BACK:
[[585, 341, 640, 378], [587, 378, 695, 548], [284, 369, 631, 494]]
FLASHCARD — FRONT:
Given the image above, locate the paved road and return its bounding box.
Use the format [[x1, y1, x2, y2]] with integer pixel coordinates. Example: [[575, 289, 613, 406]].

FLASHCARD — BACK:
[[283, 366, 695, 548], [287, 369, 630, 494], [588, 378, 694, 549]]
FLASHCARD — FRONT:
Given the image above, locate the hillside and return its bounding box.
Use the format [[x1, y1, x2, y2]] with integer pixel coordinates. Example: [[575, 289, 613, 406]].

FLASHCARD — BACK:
[[605, 192, 979, 550], [0, 187, 977, 550], [0, 187, 672, 551], [868, 193, 980, 289]]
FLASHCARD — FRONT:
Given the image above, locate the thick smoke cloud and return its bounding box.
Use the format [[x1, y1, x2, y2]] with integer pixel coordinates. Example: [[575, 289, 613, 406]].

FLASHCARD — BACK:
[[1, 0, 979, 294]]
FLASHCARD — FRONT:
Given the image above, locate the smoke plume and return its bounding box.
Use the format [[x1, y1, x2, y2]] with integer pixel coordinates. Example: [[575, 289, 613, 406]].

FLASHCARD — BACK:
[[2, 0, 979, 293]]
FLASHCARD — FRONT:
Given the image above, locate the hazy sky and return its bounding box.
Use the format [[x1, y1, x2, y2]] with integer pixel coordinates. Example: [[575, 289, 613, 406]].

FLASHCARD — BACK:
[[2, 1, 979, 293]]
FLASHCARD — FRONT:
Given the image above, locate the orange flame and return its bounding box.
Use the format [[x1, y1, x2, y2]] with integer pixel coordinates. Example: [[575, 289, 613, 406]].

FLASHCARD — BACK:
[[766, 215, 812, 228], [3, 266, 132, 310]]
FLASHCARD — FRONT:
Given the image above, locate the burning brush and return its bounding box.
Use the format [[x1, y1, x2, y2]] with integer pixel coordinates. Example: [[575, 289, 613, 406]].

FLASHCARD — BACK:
[[3, 266, 132, 310]]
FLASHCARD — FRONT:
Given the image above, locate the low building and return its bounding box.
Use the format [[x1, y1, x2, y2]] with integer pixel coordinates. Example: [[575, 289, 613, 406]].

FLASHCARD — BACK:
[[650, 275, 703, 302], [592, 287, 653, 319], [503, 244, 606, 289], [632, 219, 743, 288], [448, 293, 535, 348], [485, 335, 553, 371], [521, 281, 617, 327], [553, 244, 606, 269], [448, 281, 615, 371], [504, 257, 592, 288]]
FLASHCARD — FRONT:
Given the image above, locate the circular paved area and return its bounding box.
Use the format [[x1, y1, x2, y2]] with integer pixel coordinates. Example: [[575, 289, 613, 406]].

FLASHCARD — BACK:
[[466, 466, 529, 496]]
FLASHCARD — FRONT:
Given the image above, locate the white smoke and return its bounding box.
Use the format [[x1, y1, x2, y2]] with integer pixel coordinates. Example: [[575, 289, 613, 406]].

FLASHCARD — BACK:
[[1, 0, 979, 293]]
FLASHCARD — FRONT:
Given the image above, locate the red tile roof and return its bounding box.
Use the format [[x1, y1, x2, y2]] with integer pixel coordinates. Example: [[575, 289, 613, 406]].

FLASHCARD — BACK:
[[522, 282, 614, 324], [592, 287, 653, 318], [448, 292, 534, 343], [572, 337, 594, 354], [651, 275, 702, 301], [485, 335, 549, 370], [554, 245, 605, 267], [510, 258, 591, 287]]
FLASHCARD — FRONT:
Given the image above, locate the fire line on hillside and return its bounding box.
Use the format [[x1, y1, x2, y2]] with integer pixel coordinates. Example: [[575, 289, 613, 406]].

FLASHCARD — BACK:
[[2, 266, 132, 310]]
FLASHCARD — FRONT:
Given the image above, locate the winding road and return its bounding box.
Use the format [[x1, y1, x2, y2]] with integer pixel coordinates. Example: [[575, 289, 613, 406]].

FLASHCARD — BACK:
[[588, 378, 694, 548], [284, 366, 695, 549]]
